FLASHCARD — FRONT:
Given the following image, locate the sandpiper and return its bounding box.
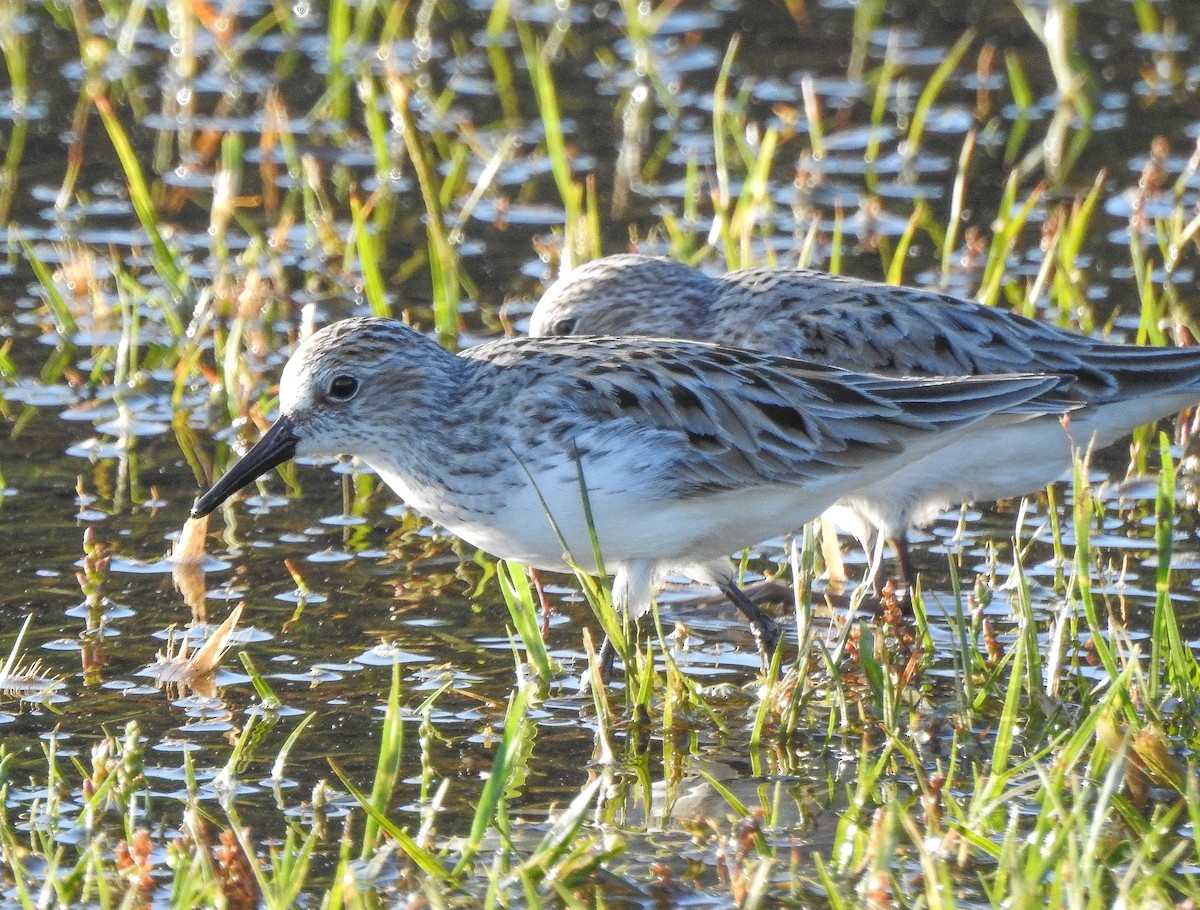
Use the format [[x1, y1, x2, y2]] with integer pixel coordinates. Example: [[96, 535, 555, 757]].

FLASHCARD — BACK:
[[531, 254, 1200, 584], [192, 318, 1070, 670]]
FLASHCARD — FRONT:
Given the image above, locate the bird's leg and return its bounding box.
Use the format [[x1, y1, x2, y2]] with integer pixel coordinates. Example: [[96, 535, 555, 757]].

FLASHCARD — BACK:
[[889, 534, 917, 593], [529, 567, 552, 639], [709, 574, 781, 657], [596, 636, 617, 680], [578, 635, 618, 695], [864, 530, 887, 597], [885, 534, 919, 617]]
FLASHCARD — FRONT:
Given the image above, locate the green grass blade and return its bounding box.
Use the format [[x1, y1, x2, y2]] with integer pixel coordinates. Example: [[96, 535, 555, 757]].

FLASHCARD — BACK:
[[329, 758, 452, 883], [92, 93, 187, 313], [497, 561, 555, 685], [452, 682, 535, 877], [350, 192, 390, 318], [362, 659, 404, 858], [19, 239, 77, 337], [906, 30, 976, 161]]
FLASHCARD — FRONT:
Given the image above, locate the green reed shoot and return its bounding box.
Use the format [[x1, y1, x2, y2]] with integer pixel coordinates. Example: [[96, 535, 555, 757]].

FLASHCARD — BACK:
[[497, 561, 555, 685], [905, 30, 975, 165], [209, 133, 242, 264], [325, 0, 352, 123], [485, 11, 521, 125], [452, 681, 536, 877], [510, 772, 608, 884], [389, 73, 460, 343], [799, 74, 824, 163], [1003, 50, 1034, 166], [92, 94, 188, 309], [617, 0, 678, 118], [568, 457, 634, 682], [520, 28, 594, 264], [510, 450, 631, 687], [360, 659, 404, 858], [237, 650, 283, 712], [865, 32, 898, 181], [1069, 450, 1123, 696], [0, 115, 26, 225], [1012, 550, 1044, 699], [730, 126, 780, 265], [1018, 0, 1095, 182], [977, 175, 1044, 306], [332, 682, 450, 884], [1165, 208, 1200, 277], [711, 35, 739, 265], [1022, 212, 1060, 321], [941, 130, 976, 282], [0, 0, 29, 116], [848, 0, 885, 83], [1150, 434, 1198, 705], [449, 135, 517, 245], [270, 712, 316, 784], [350, 192, 390, 318], [258, 827, 319, 910], [880, 205, 923, 286], [20, 239, 77, 337]]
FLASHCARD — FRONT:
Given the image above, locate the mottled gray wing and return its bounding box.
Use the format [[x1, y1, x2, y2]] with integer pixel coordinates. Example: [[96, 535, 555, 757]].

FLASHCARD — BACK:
[[716, 268, 1200, 401], [466, 335, 1067, 496]]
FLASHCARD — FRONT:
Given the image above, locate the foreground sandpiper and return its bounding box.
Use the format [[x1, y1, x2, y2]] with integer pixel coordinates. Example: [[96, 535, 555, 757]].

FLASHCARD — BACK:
[[193, 317, 1070, 669], [531, 255, 1200, 584]]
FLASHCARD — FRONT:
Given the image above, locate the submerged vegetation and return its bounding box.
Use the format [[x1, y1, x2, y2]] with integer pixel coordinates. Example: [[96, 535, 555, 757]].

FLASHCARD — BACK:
[[1, 0, 1200, 906]]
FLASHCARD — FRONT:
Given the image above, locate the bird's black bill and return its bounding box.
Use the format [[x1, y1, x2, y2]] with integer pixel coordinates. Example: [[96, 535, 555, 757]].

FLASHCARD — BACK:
[[191, 417, 299, 518]]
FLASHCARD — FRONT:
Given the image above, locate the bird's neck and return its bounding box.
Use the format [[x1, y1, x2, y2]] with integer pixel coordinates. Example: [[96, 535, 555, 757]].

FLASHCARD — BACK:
[[357, 354, 517, 518]]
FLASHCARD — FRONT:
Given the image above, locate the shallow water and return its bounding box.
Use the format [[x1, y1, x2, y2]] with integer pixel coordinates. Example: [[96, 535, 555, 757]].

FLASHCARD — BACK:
[[3, 0, 1200, 904]]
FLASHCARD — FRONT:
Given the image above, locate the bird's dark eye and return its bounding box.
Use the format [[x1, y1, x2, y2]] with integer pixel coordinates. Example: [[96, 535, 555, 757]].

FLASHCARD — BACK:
[[328, 375, 359, 401], [555, 317, 578, 335]]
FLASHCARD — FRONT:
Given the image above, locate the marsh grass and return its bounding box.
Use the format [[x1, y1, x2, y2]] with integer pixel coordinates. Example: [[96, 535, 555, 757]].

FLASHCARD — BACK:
[[0, 0, 29, 225], [497, 560, 555, 685], [3, 1, 1200, 906], [4, 472, 1200, 903]]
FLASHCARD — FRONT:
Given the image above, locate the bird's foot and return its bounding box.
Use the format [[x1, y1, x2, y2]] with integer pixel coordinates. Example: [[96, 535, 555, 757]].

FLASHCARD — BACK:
[[710, 575, 783, 660], [578, 636, 617, 694], [751, 618, 781, 660]]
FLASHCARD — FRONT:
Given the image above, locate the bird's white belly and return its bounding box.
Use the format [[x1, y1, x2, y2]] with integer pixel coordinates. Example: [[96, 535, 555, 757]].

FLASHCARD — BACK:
[[369, 458, 843, 574], [836, 415, 1072, 538], [835, 390, 1200, 540]]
